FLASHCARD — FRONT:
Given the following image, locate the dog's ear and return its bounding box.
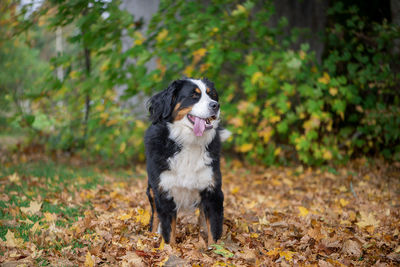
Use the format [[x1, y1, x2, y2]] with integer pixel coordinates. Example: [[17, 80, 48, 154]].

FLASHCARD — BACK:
[[147, 80, 183, 123]]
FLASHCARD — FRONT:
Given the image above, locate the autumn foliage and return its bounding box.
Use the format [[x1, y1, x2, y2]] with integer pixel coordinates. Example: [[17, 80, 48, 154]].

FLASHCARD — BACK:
[[1, 153, 400, 265]]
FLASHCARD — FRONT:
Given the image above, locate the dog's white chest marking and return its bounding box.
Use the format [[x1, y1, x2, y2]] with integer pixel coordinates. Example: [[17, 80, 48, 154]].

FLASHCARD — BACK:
[[159, 143, 214, 212]]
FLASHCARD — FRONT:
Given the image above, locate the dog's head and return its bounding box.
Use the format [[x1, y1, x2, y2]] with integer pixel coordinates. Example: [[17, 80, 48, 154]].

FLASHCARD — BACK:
[[147, 78, 220, 136]]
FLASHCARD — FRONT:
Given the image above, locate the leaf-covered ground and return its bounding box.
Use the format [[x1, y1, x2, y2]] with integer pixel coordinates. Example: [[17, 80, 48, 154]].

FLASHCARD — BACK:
[[1, 152, 399, 266]]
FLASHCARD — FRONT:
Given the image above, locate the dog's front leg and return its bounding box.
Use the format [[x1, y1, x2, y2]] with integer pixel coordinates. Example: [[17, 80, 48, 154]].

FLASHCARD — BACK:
[[156, 193, 177, 245], [200, 188, 224, 246]]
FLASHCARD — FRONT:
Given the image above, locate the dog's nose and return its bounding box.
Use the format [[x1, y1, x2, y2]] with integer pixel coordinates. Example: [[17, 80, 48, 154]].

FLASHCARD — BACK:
[[209, 101, 220, 111]]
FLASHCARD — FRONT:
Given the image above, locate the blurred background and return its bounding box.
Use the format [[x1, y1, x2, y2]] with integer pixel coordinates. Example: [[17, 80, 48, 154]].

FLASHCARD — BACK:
[[1, 0, 399, 166]]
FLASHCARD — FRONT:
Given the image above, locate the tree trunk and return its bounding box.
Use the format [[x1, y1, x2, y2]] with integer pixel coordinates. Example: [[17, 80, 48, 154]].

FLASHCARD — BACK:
[[56, 27, 63, 81], [268, 0, 329, 63], [82, 8, 92, 143]]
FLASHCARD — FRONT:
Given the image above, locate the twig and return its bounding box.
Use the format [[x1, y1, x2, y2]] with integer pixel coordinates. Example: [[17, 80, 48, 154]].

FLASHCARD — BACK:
[[350, 181, 357, 198]]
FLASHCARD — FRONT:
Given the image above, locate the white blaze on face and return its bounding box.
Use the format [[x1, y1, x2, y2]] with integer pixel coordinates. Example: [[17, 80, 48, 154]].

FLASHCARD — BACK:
[[189, 79, 215, 119]]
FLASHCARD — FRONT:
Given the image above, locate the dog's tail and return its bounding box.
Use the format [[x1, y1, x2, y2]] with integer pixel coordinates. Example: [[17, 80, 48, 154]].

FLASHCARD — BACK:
[[219, 128, 231, 142]]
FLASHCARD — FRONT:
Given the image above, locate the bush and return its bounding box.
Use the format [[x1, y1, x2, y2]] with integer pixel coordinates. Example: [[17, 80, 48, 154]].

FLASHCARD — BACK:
[[125, 0, 400, 164], [8, 0, 399, 165]]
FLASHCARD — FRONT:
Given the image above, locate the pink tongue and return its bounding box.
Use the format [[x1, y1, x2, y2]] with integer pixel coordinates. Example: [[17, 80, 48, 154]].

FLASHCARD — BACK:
[[193, 116, 206, 136]]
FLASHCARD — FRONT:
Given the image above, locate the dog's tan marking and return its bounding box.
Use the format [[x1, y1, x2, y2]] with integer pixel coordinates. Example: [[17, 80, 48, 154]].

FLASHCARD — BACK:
[[206, 216, 216, 246], [174, 106, 193, 121], [195, 88, 201, 94], [149, 188, 159, 233], [197, 208, 208, 247], [206, 87, 210, 93], [170, 216, 176, 245]]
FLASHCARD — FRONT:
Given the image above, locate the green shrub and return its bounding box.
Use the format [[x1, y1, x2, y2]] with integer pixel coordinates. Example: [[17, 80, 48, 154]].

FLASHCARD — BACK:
[[9, 0, 399, 165], [125, 0, 400, 164]]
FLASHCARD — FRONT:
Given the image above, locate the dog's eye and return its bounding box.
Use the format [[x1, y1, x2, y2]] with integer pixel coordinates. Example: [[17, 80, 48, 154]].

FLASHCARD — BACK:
[[192, 92, 200, 98]]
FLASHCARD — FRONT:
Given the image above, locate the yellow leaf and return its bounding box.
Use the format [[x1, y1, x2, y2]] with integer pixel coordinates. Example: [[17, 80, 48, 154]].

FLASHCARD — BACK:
[[95, 104, 105, 112], [329, 87, 338, 96], [43, 212, 57, 223], [270, 115, 281, 123], [9, 173, 20, 183], [84, 252, 95, 267], [70, 70, 79, 79], [251, 71, 263, 85], [156, 29, 168, 43], [118, 212, 133, 221], [299, 50, 306, 60], [119, 142, 126, 153], [266, 247, 281, 256], [193, 48, 207, 64], [318, 72, 330, 84], [323, 150, 332, 160], [100, 63, 109, 72], [239, 143, 253, 153], [274, 147, 281, 156], [21, 201, 42, 215], [280, 251, 295, 262], [298, 206, 309, 217], [30, 221, 41, 234], [231, 186, 240, 194], [183, 65, 194, 77], [232, 4, 247, 16], [339, 198, 349, 207], [193, 48, 207, 58], [5, 230, 24, 248], [136, 238, 145, 250], [135, 208, 150, 225], [135, 120, 146, 129], [250, 233, 259, 238], [134, 31, 144, 46], [200, 63, 211, 72], [339, 186, 347, 192], [259, 126, 273, 143], [229, 117, 243, 127], [356, 211, 380, 229], [259, 216, 269, 225]]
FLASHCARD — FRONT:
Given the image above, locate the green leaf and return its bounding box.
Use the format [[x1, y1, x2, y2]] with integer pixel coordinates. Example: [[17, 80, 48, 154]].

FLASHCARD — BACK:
[[211, 243, 234, 258]]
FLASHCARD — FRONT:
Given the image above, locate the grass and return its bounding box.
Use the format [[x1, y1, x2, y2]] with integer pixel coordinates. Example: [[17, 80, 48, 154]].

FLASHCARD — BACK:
[[0, 160, 104, 245]]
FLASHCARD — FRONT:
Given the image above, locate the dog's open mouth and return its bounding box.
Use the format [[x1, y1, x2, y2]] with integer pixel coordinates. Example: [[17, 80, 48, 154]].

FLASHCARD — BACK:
[[187, 114, 217, 136]]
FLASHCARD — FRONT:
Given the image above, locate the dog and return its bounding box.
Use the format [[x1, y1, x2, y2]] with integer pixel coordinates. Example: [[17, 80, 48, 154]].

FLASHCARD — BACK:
[[144, 78, 230, 246]]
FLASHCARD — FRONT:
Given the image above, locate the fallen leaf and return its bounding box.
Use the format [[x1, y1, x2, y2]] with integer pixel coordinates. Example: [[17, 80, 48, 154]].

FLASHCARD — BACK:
[[120, 251, 145, 267], [356, 211, 379, 229], [266, 247, 280, 257], [21, 200, 42, 215], [30, 221, 41, 234], [163, 255, 187, 267], [135, 208, 150, 225], [318, 259, 334, 267], [43, 212, 57, 222], [342, 239, 362, 258], [279, 251, 295, 262], [211, 243, 234, 258], [5, 230, 24, 248], [84, 252, 95, 267], [339, 198, 349, 207], [9, 173, 20, 183], [387, 252, 400, 263], [298, 206, 309, 217]]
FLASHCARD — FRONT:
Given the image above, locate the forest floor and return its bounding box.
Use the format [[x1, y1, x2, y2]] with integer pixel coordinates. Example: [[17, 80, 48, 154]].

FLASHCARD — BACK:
[[0, 149, 399, 266]]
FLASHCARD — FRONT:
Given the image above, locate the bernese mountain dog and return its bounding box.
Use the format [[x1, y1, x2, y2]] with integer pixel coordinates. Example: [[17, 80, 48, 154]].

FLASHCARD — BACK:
[[145, 78, 230, 246]]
